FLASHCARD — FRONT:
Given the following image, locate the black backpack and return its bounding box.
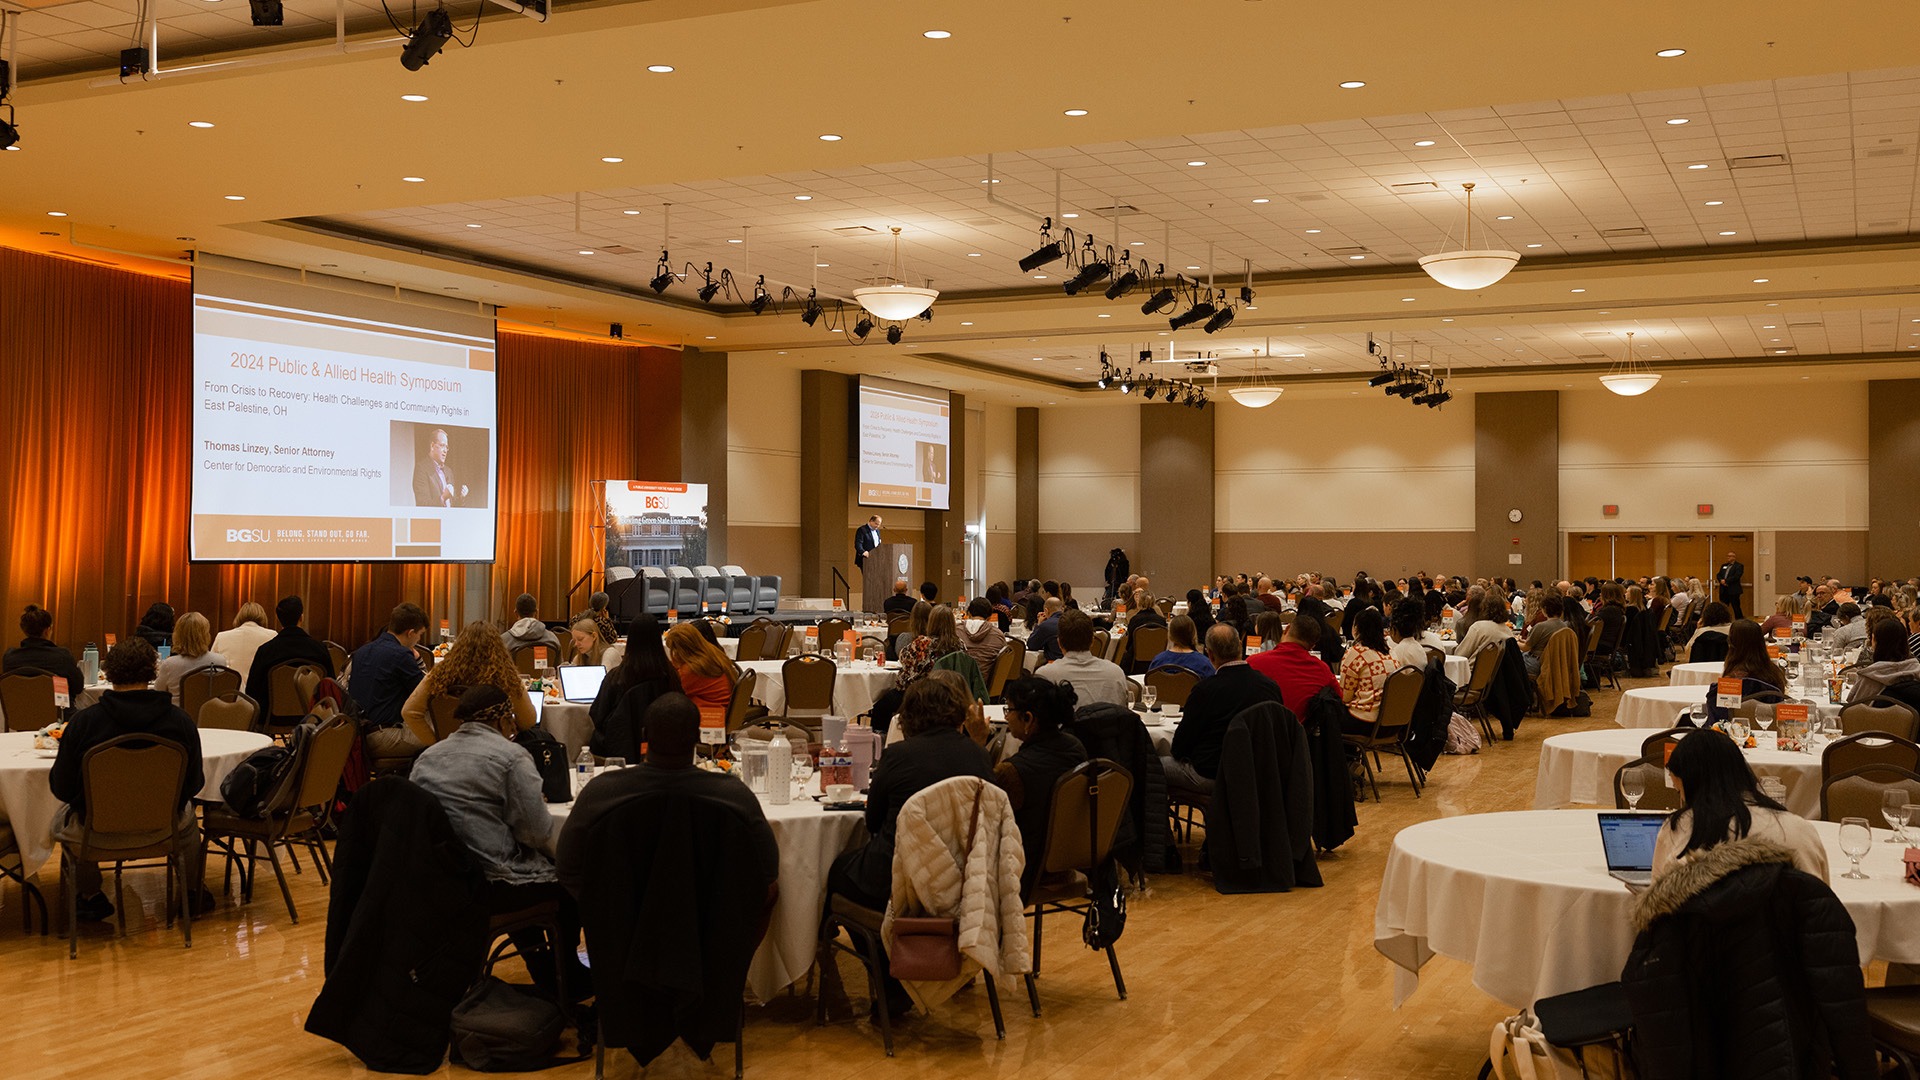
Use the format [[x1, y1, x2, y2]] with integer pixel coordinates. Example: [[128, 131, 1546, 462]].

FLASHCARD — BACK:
[[514, 727, 573, 804], [448, 977, 579, 1071]]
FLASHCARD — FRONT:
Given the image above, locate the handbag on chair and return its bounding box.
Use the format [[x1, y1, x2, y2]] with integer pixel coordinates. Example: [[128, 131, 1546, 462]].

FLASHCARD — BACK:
[[888, 787, 983, 982]]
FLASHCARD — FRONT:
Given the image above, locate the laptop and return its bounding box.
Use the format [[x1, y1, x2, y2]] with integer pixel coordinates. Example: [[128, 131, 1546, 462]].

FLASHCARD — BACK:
[[1596, 812, 1667, 887], [556, 664, 607, 705]]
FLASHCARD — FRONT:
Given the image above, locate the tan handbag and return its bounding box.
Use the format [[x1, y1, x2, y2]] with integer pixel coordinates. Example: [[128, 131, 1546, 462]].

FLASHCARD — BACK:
[[888, 787, 984, 981]]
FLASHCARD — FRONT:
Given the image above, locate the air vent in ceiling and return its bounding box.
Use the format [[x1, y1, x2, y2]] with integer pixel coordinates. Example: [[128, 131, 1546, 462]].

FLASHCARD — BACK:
[[596, 245, 640, 255], [1288, 192, 1332, 203], [1863, 147, 1910, 159], [831, 225, 879, 235], [1787, 321, 1822, 330], [1727, 153, 1789, 170], [1391, 181, 1441, 194], [959, 217, 999, 228], [1087, 204, 1140, 215], [1599, 226, 1648, 238], [1867, 220, 1902, 228], [1575, 353, 1608, 360], [1323, 246, 1371, 257]]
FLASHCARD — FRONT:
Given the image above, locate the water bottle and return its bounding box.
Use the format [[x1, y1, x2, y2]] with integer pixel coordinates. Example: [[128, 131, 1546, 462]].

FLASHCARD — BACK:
[[766, 729, 793, 805], [574, 745, 594, 794], [82, 643, 99, 685]]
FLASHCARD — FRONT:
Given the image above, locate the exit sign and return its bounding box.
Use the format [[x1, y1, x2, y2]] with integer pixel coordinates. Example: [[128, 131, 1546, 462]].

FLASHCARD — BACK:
[[1602, 504, 1618, 517], [1697, 504, 1714, 516]]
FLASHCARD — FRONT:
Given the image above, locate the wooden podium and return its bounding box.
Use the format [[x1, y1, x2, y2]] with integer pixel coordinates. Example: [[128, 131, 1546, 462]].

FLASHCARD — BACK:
[[862, 543, 913, 614]]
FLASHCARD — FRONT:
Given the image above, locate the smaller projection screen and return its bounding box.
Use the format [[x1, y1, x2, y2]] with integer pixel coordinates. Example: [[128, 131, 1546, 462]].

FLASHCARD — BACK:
[[856, 376, 951, 511]]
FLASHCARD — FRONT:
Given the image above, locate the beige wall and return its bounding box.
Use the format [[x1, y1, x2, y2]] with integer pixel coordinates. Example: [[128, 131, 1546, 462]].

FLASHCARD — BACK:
[[980, 403, 1019, 589], [727, 358, 802, 592], [1037, 403, 1140, 594]]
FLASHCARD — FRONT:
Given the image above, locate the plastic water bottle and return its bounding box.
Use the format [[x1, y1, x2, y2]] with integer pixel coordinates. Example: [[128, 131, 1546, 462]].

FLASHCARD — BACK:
[[766, 729, 793, 805], [574, 746, 594, 793], [82, 643, 98, 685]]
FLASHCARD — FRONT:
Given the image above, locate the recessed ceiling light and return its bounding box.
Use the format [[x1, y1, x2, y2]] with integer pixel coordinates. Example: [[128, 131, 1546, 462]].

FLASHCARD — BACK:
[[923, 29, 950, 39], [1098, 313, 1111, 318], [188, 120, 216, 128], [1656, 48, 1687, 57], [1414, 139, 1436, 147], [1719, 230, 1736, 236], [465, 223, 482, 228], [816, 262, 830, 267], [966, 252, 982, 257], [1752, 277, 1769, 283], [1061, 213, 1078, 218], [1666, 118, 1690, 125], [706, 336, 717, 340], [1339, 80, 1366, 89], [1063, 109, 1088, 117], [819, 134, 842, 141], [1571, 288, 1585, 293], [960, 321, 973, 326], [402, 176, 425, 183], [46, 211, 67, 217], [1687, 163, 1709, 170], [223, 195, 245, 201], [1441, 318, 1454, 322], [1187, 160, 1207, 167], [400, 94, 428, 102], [623, 209, 640, 215], [600, 156, 624, 163], [1401, 297, 1416, 302], [1763, 324, 1777, 329], [1705, 200, 1724, 206], [578, 249, 594, 255], [727, 238, 743, 244], [1348, 254, 1365, 260], [1526, 243, 1543, 248], [1130, 241, 1144, 246], [647, 65, 674, 73], [980, 178, 1000, 184], [1032, 274, 1047, 279], [1305, 228, 1322, 234], [794, 195, 812, 201], [1496, 215, 1513, 220], [1186, 265, 1201, 270], [1252, 198, 1270, 204]]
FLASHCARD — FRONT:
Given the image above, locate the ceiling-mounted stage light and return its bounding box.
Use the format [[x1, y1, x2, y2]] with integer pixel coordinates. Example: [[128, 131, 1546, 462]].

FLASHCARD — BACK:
[[1418, 182, 1521, 290], [1118, 370, 1133, 394], [1140, 287, 1175, 315], [916, 307, 934, 322], [648, 253, 675, 293], [1143, 379, 1158, 400], [885, 324, 904, 345], [1202, 305, 1236, 334], [697, 266, 722, 304], [1064, 259, 1111, 296], [852, 316, 875, 340], [1168, 300, 1216, 332], [399, 6, 453, 70], [0, 106, 16, 152], [854, 226, 939, 320], [1019, 241, 1064, 273], [1367, 369, 1396, 388], [1428, 390, 1453, 408], [1097, 370, 1111, 389], [1239, 285, 1255, 305], [800, 292, 823, 326], [250, 0, 284, 26], [749, 276, 771, 314], [1104, 267, 1140, 300]]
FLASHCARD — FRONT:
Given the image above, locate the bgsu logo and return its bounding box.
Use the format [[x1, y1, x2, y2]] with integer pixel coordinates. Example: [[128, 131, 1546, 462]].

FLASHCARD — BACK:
[[225, 529, 267, 543]]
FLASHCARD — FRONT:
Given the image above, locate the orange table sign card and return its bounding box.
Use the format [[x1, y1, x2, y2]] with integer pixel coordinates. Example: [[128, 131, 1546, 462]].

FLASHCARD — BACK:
[[1247, 636, 1263, 651], [533, 646, 547, 663], [1715, 677, 1743, 708], [51, 675, 69, 708], [104, 633, 117, 648], [1773, 627, 1791, 639], [699, 706, 726, 743]]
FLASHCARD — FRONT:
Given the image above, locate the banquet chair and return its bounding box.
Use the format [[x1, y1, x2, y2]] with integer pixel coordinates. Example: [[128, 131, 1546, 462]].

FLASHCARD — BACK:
[[764, 624, 792, 660], [1731, 690, 1788, 726], [1820, 764, 1920, 823], [1612, 756, 1684, 812], [1009, 605, 1028, 626], [1023, 758, 1133, 1016], [1866, 986, 1920, 1080], [1155, 598, 1174, 618], [886, 614, 911, 640], [1478, 982, 1635, 1080], [265, 660, 324, 737], [427, 692, 466, 742], [986, 642, 1027, 702], [1453, 643, 1507, 745], [196, 691, 258, 732], [736, 722, 812, 760], [59, 734, 194, 957], [179, 665, 243, 725], [413, 643, 435, 671], [1823, 731, 1920, 784], [725, 669, 768, 732], [1344, 666, 1426, 801], [1123, 624, 1168, 675], [1583, 623, 1621, 691], [735, 624, 769, 664], [1530, 627, 1581, 717], [1423, 645, 1446, 668], [1278, 610, 1297, 629], [779, 654, 837, 720], [1143, 666, 1199, 708], [0, 821, 48, 934], [484, 897, 569, 1011], [203, 713, 355, 923], [511, 645, 544, 676], [1639, 726, 1694, 762], [1842, 698, 1920, 741], [323, 641, 350, 676], [1, 670, 60, 731], [1090, 630, 1111, 661], [817, 618, 853, 654]]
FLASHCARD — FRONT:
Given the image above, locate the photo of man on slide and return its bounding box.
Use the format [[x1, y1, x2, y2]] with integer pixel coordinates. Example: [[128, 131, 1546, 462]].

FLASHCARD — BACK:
[[916, 440, 947, 486], [413, 428, 467, 507], [392, 421, 489, 509]]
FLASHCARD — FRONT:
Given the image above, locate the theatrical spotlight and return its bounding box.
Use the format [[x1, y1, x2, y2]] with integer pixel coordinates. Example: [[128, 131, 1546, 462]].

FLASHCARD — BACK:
[[853, 316, 875, 340], [886, 324, 904, 345], [399, 6, 453, 70], [1018, 218, 1065, 273], [1367, 369, 1396, 388], [1063, 259, 1111, 296], [1202, 305, 1235, 334], [1140, 287, 1175, 315], [1425, 389, 1452, 409], [1143, 379, 1158, 400], [250, 0, 284, 26], [1168, 300, 1216, 332], [1104, 266, 1139, 300], [750, 277, 771, 314], [916, 307, 934, 322], [1118, 370, 1134, 394], [697, 279, 722, 304], [1239, 285, 1255, 305], [648, 256, 676, 293], [1097, 369, 1112, 389], [800, 292, 823, 326], [0, 110, 16, 152]]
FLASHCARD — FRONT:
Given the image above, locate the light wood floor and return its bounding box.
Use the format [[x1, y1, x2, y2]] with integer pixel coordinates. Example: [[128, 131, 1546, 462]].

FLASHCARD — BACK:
[[0, 676, 1658, 1080]]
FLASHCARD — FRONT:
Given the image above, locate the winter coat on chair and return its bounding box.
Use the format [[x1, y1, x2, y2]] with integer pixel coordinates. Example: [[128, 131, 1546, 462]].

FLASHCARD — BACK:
[[1621, 837, 1875, 1080], [1210, 701, 1322, 893], [1482, 638, 1532, 738], [1300, 688, 1358, 852], [1404, 657, 1456, 772], [305, 778, 489, 1075], [1066, 702, 1170, 877]]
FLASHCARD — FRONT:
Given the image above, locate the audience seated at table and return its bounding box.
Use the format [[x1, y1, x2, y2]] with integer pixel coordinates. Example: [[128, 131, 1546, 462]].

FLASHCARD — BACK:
[[1758, 592, 1809, 638], [1701, 621, 1789, 724], [1652, 727, 1826, 881], [1247, 612, 1337, 718], [1521, 596, 1570, 678], [4, 603, 86, 694], [243, 595, 336, 706], [410, 684, 590, 1006], [1117, 590, 1168, 670], [1824, 603, 1867, 657], [664, 621, 737, 726], [153, 612, 228, 707], [1338, 607, 1395, 736], [500, 592, 562, 658], [1685, 602, 1734, 664], [1386, 600, 1431, 671], [1845, 619, 1920, 704], [134, 601, 176, 650], [966, 674, 1088, 896], [569, 590, 618, 649], [1184, 589, 1216, 638], [1149, 615, 1216, 678], [1035, 609, 1129, 708], [211, 602, 277, 683], [1163, 624, 1285, 800], [1297, 595, 1347, 670], [958, 597, 1008, 669], [882, 578, 918, 619], [48, 638, 208, 922], [827, 671, 993, 1015], [566, 616, 614, 667], [1025, 597, 1065, 662], [590, 615, 683, 761], [350, 603, 431, 759], [1456, 595, 1515, 660], [401, 621, 536, 748]]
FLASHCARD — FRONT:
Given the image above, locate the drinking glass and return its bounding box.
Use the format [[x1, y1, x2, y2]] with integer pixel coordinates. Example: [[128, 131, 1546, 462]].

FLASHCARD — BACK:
[[790, 754, 814, 798], [1620, 767, 1647, 811], [1884, 789, 1912, 844], [1759, 776, 1788, 804], [1686, 704, 1709, 728], [603, 756, 627, 771], [1142, 686, 1159, 711], [1756, 708, 1774, 733], [1839, 818, 1873, 879]]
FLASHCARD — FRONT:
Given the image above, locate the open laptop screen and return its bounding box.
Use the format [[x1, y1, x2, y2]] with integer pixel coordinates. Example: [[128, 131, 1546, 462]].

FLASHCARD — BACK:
[[556, 664, 607, 704], [1596, 812, 1666, 872]]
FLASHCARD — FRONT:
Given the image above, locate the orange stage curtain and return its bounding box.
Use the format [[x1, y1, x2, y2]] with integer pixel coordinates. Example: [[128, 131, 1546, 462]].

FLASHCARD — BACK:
[[0, 246, 681, 654]]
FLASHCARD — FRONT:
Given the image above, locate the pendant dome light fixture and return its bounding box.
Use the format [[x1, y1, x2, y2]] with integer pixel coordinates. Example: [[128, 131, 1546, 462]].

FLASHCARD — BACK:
[[1228, 344, 1284, 408], [1418, 182, 1521, 290], [1598, 331, 1661, 396], [853, 226, 939, 321]]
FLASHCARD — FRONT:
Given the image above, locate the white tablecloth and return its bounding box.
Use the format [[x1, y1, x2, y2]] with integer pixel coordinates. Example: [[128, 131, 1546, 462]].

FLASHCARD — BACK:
[[1615, 684, 1709, 729], [739, 659, 896, 718], [1377, 810, 1920, 1009], [1669, 662, 1724, 687], [547, 773, 866, 1000], [0, 728, 271, 871], [1532, 728, 1824, 817]]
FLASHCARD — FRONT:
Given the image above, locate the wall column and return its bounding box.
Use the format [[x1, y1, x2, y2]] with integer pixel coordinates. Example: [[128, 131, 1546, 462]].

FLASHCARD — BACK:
[[1139, 402, 1214, 594], [1868, 379, 1920, 573], [923, 392, 968, 600], [1015, 406, 1039, 579], [799, 370, 850, 598], [1474, 391, 1560, 580], [680, 347, 728, 566]]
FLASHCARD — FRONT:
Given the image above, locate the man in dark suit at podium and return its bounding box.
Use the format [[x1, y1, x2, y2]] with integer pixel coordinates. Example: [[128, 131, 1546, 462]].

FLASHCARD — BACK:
[[1717, 552, 1745, 621], [855, 515, 883, 572]]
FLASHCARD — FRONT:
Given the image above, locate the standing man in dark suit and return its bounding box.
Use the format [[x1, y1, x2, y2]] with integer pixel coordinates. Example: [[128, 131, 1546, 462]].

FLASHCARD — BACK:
[[1717, 552, 1746, 621], [412, 428, 467, 508], [854, 515, 883, 572]]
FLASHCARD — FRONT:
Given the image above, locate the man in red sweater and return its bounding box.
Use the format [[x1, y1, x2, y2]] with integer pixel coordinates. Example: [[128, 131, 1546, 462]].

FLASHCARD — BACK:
[[1248, 612, 1337, 717]]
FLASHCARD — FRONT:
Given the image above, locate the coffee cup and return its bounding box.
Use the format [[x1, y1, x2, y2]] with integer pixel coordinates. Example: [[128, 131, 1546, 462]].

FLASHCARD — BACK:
[[826, 783, 856, 803]]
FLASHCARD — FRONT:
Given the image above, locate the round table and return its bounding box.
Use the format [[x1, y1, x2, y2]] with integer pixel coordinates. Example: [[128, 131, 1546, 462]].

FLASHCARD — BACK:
[[739, 659, 897, 718], [0, 728, 271, 871], [1669, 662, 1724, 687], [1375, 809, 1920, 1009], [1532, 728, 1824, 818], [546, 771, 866, 1001], [1615, 684, 1710, 729]]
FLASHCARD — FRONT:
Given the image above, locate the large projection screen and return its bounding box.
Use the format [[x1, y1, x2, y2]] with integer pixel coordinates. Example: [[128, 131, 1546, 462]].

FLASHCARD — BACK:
[[856, 376, 951, 511], [190, 259, 499, 562]]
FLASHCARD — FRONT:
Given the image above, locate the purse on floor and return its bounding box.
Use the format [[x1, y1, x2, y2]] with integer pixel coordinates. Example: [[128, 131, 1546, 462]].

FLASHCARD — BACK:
[[888, 787, 984, 981]]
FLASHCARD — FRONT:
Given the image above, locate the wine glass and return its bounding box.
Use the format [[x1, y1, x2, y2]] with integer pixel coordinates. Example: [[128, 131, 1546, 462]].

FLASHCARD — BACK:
[[1884, 789, 1912, 844], [1142, 686, 1159, 712], [1839, 818, 1873, 879], [1620, 767, 1647, 811], [1755, 707, 1775, 734], [1685, 704, 1709, 729], [603, 756, 627, 771]]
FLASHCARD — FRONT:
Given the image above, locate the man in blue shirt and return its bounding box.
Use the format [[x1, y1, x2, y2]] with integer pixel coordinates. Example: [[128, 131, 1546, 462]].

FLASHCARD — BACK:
[[351, 603, 429, 759], [1025, 596, 1066, 662]]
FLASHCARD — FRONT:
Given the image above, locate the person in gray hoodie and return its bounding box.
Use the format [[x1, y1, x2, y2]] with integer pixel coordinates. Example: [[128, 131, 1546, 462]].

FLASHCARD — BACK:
[[500, 593, 561, 659], [1846, 619, 1920, 704]]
